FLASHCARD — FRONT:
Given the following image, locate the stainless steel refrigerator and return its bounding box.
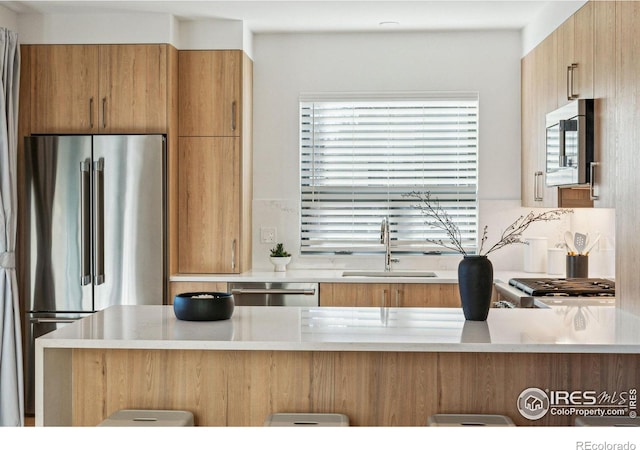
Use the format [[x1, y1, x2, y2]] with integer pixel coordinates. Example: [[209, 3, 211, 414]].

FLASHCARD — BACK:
[[23, 134, 166, 414]]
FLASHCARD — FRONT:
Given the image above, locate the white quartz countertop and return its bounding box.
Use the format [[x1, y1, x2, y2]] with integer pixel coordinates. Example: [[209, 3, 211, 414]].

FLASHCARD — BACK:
[[37, 304, 640, 354], [169, 269, 547, 284]]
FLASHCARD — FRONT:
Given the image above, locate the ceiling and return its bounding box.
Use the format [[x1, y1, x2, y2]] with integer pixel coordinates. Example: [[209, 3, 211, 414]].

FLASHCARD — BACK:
[[3, 1, 554, 34]]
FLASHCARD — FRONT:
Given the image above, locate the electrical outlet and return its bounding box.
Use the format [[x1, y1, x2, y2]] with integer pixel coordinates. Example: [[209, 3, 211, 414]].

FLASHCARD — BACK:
[[261, 227, 276, 244]]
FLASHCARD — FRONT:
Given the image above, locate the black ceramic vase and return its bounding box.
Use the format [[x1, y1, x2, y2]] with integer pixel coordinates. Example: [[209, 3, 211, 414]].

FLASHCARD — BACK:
[[457, 255, 494, 321]]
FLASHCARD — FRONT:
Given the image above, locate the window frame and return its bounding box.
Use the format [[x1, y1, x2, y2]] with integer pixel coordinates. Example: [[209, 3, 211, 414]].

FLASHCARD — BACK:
[[299, 91, 480, 256]]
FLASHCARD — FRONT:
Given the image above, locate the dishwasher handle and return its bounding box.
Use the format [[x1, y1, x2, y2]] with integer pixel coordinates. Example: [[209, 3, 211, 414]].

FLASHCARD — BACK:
[[29, 318, 79, 324], [230, 288, 316, 296]]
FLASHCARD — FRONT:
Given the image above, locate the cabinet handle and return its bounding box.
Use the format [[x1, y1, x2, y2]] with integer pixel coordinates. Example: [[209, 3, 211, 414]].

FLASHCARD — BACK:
[[231, 239, 237, 270], [567, 63, 578, 101], [589, 161, 600, 201], [534, 171, 544, 202], [381, 290, 387, 308], [89, 97, 94, 129], [231, 101, 237, 132], [395, 289, 400, 307], [102, 97, 107, 129]]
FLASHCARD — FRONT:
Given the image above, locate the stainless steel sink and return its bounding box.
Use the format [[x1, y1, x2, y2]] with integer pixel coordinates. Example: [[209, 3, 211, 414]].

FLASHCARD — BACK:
[[341, 270, 437, 278]]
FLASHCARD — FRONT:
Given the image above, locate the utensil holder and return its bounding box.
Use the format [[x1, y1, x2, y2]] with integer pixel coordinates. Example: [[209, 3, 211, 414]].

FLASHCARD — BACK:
[[566, 255, 588, 278]]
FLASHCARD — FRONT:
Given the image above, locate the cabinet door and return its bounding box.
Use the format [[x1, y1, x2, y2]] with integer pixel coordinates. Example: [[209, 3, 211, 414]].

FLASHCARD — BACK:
[[396, 284, 462, 308], [592, 1, 616, 208], [169, 281, 228, 304], [30, 45, 99, 133], [521, 49, 539, 207], [178, 50, 241, 137], [319, 283, 389, 307], [557, 3, 594, 106], [557, 15, 576, 107], [177, 137, 240, 273], [522, 34, 558, 207], [573, 2, 594, 100], [99, 44, 168, 133], [320, 283, 464, 308], [538, 32, 560, 207]]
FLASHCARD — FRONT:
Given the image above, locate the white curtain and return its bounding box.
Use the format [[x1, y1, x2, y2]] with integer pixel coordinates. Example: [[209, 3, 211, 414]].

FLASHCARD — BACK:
[[0, 27, 22, 427]]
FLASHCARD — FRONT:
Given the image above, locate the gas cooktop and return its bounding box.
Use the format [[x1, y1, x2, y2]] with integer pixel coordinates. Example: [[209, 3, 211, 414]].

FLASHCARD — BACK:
[[508, 278, 615, 297]]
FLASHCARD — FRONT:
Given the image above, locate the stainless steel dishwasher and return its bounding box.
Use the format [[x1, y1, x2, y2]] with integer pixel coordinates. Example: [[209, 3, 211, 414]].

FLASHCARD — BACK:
[[228, 282, 318, 306]]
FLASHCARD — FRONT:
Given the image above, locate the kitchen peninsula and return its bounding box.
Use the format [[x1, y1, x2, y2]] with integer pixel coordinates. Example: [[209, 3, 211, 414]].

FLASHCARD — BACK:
[[36, 304, 640, 427]]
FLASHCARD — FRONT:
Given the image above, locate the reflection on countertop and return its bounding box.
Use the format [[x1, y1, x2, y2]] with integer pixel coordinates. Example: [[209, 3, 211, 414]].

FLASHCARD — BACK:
[[36, 304, 640, 354]]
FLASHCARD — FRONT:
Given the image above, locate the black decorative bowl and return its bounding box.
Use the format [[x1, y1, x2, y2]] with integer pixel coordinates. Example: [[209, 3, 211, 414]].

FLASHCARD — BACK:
[[173, 292, 235, 321]]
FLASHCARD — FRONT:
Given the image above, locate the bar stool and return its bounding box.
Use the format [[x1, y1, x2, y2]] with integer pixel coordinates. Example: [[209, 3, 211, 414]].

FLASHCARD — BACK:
[[98, 409, 195, 426], [427, 414, 515, 426], [264, 413, 349, 426]]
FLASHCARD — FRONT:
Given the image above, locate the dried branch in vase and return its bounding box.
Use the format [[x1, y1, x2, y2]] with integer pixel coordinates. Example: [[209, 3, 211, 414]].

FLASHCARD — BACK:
[[404, 191, 572, 256]]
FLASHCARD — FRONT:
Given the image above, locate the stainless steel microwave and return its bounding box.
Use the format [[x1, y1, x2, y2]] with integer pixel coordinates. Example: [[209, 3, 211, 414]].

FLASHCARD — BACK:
[[545, 99, 594, 187]]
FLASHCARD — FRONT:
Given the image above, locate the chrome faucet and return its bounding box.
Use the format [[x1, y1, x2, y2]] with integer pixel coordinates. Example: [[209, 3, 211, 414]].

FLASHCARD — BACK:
[[381, 217, 398, 272]]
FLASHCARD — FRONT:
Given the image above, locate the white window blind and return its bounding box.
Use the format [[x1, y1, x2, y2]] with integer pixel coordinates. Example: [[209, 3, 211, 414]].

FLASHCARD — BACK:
[[300, 93, 479, 255]]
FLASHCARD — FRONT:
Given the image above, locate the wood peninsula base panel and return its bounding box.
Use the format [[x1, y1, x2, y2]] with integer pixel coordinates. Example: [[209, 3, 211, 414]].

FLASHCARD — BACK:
[[71, 349, 639, 426]]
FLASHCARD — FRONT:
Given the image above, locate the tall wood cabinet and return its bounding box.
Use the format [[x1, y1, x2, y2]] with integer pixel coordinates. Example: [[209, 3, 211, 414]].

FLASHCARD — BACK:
[[29, 44, 171, 134], [173, 50, 253, 275]]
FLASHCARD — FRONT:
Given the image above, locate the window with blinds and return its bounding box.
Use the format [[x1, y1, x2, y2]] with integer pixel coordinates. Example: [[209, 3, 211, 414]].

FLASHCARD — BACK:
[[299, 93, 479, 255]]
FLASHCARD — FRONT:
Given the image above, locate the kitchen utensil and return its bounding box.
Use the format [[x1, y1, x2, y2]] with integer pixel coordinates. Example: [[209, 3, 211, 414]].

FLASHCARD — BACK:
[[583, 233, 601, 256], [574, 232, 588, 254], [564, 231, 577, 255]]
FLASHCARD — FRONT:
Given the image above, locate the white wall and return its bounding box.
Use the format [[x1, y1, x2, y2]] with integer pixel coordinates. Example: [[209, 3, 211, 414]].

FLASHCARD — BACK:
[[177, 18, 251, 56], [17, 12, 176, 45], [0, 4, 17, 31], [16, 13, 252, 53], [251, 30, 615, 274], [521, 0, 587, 56]]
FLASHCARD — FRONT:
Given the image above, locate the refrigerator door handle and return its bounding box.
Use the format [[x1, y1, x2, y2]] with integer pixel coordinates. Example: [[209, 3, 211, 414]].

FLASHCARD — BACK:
[[93, 158, 105, 285], [80, 161, 92, 285]]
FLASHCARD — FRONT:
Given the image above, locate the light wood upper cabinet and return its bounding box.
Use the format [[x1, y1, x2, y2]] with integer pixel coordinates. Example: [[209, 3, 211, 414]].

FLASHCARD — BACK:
[[98, 45, 168, 133], [178, 50, 241, 137], [521, 33, 559, 208], [319, 283, 462, 308], [557, 2, 594, 107], [178, 137, 240, 273], [30, 45, 99, 134], [29, 44, 170, 134]]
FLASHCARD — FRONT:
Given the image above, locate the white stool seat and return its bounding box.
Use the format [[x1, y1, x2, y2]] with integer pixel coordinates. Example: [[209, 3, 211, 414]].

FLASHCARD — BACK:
[[264, 413, 349, 426], [428, 414, 515, 426], [98, 409, 194, 427]]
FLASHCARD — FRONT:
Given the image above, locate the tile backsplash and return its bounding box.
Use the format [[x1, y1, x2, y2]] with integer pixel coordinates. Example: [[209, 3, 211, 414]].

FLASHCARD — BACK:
[[253, 198, 615, 277]]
